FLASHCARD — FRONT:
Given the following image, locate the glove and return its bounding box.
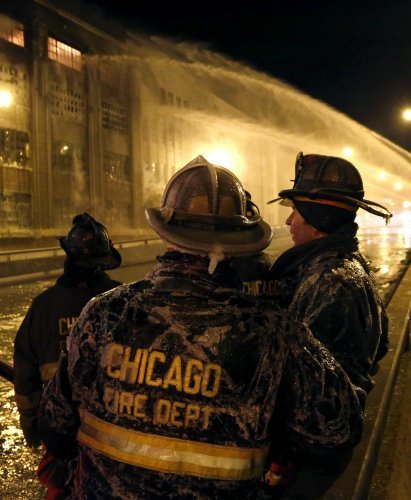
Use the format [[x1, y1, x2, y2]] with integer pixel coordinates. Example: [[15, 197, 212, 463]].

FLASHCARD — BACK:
[[20, 409, 42, 448]]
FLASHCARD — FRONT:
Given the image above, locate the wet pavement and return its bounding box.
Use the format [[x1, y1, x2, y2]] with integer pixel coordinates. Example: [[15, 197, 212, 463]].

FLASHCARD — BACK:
[[0, 283, 50, 498], [0, 226, 410, 499], [369, 350, 411, 500]]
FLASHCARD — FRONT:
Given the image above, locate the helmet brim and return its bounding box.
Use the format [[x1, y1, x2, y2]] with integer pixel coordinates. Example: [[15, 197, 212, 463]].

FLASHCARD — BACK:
[[59, 237, 122, 270], [73, 246, 122, 270], [145, 207, 273, 256], [268, 189, 392, 221], [267, 196, 293, 206]]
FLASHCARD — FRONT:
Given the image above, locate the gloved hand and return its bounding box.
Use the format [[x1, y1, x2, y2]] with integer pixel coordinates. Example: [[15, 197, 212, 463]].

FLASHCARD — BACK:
[[20, 409, 42, 448]]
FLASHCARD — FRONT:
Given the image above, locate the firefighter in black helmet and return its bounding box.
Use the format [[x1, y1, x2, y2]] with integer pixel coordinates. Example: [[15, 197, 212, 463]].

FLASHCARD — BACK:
[[14, 213, 122, 495], [13, 214, 121, 442], [260, 153, 391, 493], [58, 213, 122, 271], [38, 155, 363, 499], [268, 152, 390, 394]]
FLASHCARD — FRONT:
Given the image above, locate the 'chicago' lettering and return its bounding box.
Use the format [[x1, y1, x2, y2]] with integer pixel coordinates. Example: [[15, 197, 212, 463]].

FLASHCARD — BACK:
[[106, 344, 221, 398], [58, 316, 78, 336], [242, 280, 279, 297]]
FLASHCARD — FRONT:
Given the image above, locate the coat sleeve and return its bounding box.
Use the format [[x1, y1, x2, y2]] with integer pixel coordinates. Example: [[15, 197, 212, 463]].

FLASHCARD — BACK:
[[279, 319, 364, 458], [13, 304, 43, 447], [289, 273, 383, 393], [38, 298, 101, 458], [38, 348, 79, 459]]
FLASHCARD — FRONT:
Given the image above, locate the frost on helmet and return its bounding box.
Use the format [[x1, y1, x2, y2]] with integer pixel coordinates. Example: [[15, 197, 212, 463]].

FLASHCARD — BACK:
[[145, 155, 273, 257]]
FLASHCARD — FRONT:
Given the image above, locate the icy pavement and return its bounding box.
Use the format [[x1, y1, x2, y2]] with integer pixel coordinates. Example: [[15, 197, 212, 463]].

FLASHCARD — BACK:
[[0, 226, 409, 498]]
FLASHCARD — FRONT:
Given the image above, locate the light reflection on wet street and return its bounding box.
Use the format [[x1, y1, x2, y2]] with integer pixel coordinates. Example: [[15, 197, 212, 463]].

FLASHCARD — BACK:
[[0, 226, 409, 498], [0, 281, 53, 498]]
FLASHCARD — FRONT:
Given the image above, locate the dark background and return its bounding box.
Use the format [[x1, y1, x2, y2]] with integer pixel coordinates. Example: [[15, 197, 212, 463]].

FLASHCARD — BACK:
[[86, 0, 411, 151]]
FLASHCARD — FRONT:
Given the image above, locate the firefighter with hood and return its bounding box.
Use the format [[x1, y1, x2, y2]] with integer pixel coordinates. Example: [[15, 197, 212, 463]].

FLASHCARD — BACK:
[[14, 212, 122, 451], [38, 155, 363, 499], [268, 152, 391, 395]]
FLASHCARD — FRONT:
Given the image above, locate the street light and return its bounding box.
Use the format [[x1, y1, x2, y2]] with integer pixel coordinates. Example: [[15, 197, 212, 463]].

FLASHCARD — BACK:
[[401, 108, 411, 121], [0, 90, 12, 107], [342, 146, 354, 158]]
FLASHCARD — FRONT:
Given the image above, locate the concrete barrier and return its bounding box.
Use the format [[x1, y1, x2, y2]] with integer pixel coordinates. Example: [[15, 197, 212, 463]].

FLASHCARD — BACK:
[[0, 237, 163, 287]]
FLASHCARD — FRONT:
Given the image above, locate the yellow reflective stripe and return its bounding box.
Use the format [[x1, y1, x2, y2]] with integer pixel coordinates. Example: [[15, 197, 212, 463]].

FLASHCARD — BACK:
[[40, 362, 58, 382], [78, 410, 268, 480]]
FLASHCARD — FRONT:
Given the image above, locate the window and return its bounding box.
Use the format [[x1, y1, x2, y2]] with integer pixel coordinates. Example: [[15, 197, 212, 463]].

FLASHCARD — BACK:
[[0, 128, 30, 167], [0, 127, 31, 229], [1, 28, 24, 47], [0, 15, 24, 47], [101, 101, 129, 133], [49, 81, 85, 122], [52, 141, 85, 173], [103, 151, 131, 182], [48, 37, 83, 71], [103, 151, 132, 226], [52, 140, 88, 227]]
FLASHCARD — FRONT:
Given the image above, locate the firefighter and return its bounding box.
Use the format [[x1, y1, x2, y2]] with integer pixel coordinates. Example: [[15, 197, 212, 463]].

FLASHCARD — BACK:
[[267, 152, 391, 394], [13, 212, 122, 450], [38, 155, 363, 499]]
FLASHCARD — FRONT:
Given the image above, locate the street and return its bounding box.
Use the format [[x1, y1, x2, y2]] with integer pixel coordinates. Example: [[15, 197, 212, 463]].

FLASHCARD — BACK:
[[0, 226, 409, 498]]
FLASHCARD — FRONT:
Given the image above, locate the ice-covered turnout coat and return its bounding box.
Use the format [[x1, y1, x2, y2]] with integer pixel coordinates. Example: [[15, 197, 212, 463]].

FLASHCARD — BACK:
[[13, 265, 121, 447], [39, 252, 363, 499], [230, 252, 277, 298], [269, 222, 389, 394]]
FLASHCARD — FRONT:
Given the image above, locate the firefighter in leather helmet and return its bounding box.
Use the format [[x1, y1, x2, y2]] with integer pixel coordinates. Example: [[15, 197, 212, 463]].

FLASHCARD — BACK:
[[38, 155, 363, 499], [13, 213, 122, 450], [268, 152, 391, 395]]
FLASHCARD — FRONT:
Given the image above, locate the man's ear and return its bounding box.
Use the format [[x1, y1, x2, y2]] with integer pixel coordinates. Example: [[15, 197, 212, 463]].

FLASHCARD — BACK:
[[311, 226, 328, 239]]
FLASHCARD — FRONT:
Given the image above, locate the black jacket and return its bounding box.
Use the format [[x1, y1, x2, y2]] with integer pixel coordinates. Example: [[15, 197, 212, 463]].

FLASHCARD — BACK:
[[13, 261, 121, 446], [269, 223, 389, 393]]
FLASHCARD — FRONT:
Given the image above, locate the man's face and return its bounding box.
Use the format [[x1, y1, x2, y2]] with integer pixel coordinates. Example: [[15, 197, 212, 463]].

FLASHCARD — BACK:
[[286, 207, 324, 246]]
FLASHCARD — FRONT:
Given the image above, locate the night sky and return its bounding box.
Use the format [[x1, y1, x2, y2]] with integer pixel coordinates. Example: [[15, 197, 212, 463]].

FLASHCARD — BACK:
[[87, 0, 411, 151]]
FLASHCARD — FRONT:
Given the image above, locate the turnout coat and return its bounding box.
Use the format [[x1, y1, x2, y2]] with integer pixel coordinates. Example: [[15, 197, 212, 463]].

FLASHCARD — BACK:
[[39, 252, 363, 499], [14, 264, 121, 447], [269, 223, 389, 394]]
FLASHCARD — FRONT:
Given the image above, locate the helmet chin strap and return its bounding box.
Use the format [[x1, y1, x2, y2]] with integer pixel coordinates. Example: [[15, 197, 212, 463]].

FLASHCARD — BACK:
[[208, 248, 225, 274], [165, 240, 225, 275]]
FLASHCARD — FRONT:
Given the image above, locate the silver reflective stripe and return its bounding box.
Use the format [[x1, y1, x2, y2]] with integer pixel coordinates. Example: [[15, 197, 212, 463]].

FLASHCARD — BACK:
[[78, 409, 268, 480]]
